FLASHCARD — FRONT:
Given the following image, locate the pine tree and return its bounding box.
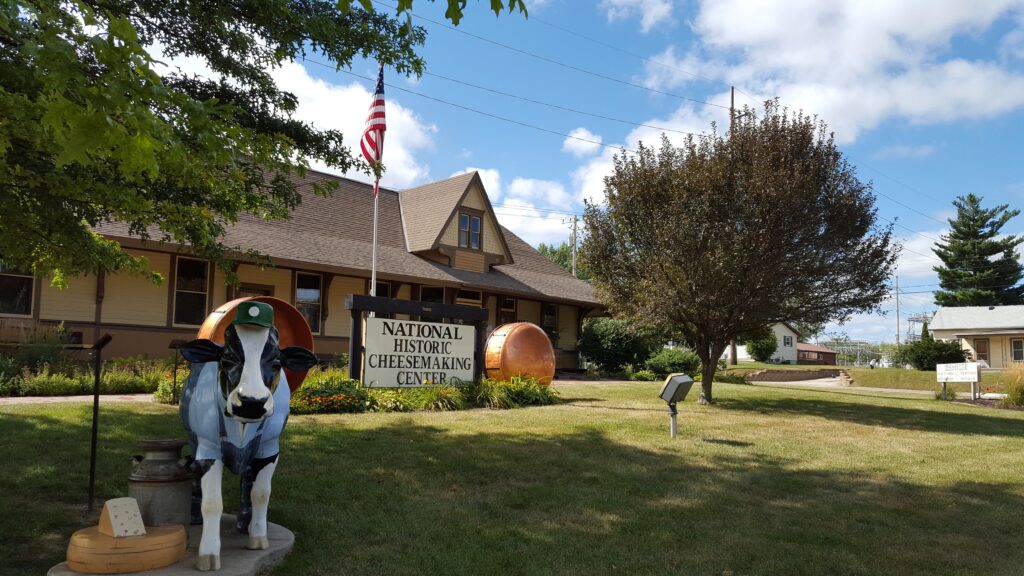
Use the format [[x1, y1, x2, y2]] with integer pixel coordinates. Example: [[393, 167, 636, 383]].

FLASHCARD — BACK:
[[933, 194, 1024, 306]]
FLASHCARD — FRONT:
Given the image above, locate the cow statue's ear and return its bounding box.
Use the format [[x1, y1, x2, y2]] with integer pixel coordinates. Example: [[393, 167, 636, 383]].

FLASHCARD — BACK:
[[279, 347, 318, 371], [180, 339, 223, 364]]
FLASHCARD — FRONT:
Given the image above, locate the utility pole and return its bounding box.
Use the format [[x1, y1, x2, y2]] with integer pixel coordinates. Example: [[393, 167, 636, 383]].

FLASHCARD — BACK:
[[895, 274, 901, 345], [562, 215, 579, 277], [730, 85, 735, 131]]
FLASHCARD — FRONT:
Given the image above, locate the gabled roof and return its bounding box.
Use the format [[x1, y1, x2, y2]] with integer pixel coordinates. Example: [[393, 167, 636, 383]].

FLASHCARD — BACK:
[[399, 172, 476, 253], [930, 306, 1024, 332], [94, 168, 599, 307]]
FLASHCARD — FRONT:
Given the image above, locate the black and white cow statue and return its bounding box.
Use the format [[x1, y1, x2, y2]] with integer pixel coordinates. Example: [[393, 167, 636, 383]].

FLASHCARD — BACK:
[[179, 301, 317, 571]]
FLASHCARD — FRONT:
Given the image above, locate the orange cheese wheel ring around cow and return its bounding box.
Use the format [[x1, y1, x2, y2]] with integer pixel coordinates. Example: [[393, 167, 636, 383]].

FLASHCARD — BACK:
[[196, 296, 315, 391], [484, 322, 556, 385]]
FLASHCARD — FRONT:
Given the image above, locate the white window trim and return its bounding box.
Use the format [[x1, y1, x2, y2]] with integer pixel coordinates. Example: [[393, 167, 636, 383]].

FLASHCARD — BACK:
[[1012, 338, 1024, 363]]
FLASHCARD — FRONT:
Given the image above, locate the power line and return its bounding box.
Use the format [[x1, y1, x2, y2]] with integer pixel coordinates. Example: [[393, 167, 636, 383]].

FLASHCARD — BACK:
[[313, 62, 639, 155], [423, 70, 699, 137], [373, 0, 731, 110]]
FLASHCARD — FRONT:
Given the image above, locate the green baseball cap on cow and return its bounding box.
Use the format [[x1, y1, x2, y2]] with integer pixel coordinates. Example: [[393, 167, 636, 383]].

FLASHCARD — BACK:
[[233, 301, 274, 328]]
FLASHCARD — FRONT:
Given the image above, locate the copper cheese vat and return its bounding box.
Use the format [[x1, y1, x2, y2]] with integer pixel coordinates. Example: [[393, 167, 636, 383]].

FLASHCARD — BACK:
[[196, 296, 314, 391], [484, 322, 555, 385]]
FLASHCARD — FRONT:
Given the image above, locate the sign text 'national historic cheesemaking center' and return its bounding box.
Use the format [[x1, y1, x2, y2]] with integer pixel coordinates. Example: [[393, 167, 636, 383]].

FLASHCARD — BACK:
[[363, 317, 476, 387]]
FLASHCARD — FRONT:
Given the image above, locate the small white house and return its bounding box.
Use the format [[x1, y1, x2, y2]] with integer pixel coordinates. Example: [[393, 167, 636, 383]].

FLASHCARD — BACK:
[[930, 305, 1024, 369], [733, 323, 800, 364]]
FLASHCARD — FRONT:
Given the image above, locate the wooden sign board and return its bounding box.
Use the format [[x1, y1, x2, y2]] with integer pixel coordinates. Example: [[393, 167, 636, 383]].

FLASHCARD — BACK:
[[363, 317, 475, 387]]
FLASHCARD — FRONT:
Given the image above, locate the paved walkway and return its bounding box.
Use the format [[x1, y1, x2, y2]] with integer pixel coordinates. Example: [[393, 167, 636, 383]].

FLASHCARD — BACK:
[[0, 393, 153, 406], [751, 377, 1007, 400]]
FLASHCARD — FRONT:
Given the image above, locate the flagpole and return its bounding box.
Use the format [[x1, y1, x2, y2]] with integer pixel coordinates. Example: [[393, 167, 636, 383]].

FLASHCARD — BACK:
[[370, 178, 380, 316]]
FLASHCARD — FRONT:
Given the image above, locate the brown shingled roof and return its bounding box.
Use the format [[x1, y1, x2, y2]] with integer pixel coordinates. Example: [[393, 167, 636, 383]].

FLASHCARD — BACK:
[[96, 169, 601, 307]]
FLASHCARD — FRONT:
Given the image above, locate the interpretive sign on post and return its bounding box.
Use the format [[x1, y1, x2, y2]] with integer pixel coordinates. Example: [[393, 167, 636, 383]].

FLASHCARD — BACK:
[[363, 317, 476, 387], [936, 362, 980, 400]]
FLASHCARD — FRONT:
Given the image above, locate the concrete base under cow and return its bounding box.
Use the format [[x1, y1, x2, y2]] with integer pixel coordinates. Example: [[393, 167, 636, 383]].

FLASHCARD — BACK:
[[49, 515, 293, 576]]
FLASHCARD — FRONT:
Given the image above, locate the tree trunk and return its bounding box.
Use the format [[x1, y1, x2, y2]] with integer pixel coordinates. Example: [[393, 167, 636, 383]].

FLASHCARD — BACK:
[[729, 340, 738, 365], [698, 359, 716, 404]]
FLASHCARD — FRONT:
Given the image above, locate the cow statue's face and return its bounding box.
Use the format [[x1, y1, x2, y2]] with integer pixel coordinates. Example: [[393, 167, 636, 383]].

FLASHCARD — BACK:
[[181, 324, 317, 422]]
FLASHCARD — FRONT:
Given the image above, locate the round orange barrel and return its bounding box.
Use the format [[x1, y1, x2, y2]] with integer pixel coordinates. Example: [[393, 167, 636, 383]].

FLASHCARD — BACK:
[[196, 296, 314, 391], [484, 322, 555, 385]]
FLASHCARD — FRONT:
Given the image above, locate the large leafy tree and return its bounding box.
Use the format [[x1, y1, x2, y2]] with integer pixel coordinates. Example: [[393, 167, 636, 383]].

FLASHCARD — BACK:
[[933, 194, 1024, 306], [537, 241, 589, 280], [0, 0, 524, 285], [582, 101, 897, 403]]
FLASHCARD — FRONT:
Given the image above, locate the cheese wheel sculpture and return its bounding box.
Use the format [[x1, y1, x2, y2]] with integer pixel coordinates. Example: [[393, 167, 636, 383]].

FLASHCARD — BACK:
[[484, 322, 556, 385], [196, 296, 315, 391]]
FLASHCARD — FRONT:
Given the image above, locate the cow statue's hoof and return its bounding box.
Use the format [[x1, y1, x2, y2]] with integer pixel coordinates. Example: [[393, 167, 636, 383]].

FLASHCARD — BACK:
[[247, 535, 269, 550], [197, 554, 221, 571]]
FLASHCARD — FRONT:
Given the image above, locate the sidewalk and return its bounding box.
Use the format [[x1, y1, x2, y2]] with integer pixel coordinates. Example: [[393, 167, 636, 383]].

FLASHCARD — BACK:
[[0, 393, 154, 406]]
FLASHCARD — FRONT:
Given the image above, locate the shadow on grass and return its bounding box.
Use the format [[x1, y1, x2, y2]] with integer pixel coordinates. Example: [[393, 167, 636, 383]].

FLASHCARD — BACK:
[[5, 405, 1024, 576], [715, 395, 1024, 438]]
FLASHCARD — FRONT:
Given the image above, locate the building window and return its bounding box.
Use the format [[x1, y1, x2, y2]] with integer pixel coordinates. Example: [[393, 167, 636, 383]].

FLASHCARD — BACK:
[[0, 263, 33, 316], [972, 338, 990, 364], [420, 286, 445, 303], [783, 336, 793, 347], [499, 296, 516, 325], [458, 212, 482, 250], [455, 290, 482, 306], [1012, 339, 1024, 362], [541, 302, 558, 345], [173, 258, 209, 325], [296, 273, 322, 333]]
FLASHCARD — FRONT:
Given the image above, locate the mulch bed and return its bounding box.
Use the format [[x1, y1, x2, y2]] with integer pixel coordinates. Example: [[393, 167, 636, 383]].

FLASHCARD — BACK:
[[953, 398, 1024, 411]]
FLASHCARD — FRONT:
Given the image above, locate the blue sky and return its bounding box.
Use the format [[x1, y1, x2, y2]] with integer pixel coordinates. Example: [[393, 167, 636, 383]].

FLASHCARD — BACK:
[[173, 1, 1024, 342]]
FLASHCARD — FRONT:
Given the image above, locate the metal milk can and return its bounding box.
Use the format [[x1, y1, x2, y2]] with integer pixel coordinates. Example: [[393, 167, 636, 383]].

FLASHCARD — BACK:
[[128, 439, 193, 527]]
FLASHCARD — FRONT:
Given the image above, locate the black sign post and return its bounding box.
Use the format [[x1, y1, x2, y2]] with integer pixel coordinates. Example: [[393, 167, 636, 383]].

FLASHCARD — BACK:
[[87, 334, 113, 511], [345, 294, 489, 383]]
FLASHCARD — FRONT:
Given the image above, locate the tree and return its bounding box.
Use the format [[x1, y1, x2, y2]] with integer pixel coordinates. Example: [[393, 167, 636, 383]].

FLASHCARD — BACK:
[[892, 338, 969, 371], [744, 327, 778, 363], [1, 0, 525, 285], [792, 321, 824, 343], [577, 317, 661, 372], [537, 241, 589, 280], [582, 101, 897, 403], [933, 194, 1024, 307]]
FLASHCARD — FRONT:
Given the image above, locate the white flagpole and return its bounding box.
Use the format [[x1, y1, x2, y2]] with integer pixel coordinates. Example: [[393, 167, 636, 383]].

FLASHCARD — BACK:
[[370, 178, 380, 318]]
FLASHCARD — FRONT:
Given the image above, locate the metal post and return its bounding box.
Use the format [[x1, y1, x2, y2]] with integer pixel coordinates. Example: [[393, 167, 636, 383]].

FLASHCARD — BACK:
[[171, 349, 180, 405], [668, 402, 678, 438], [88, 334, 112, 511]]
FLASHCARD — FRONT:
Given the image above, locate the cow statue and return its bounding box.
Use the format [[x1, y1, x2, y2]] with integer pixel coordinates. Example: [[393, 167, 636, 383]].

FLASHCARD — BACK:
[[179, 301, 318, 571]]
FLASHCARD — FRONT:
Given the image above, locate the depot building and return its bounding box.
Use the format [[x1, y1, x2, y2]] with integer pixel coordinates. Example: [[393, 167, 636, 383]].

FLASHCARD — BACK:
[[0, 170, 601, 369]]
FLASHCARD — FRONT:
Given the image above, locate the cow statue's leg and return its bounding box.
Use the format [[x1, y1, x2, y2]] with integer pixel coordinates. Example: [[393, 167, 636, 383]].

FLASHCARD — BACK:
[[197, 459, 224, 571], [245, 454, 279, 550]]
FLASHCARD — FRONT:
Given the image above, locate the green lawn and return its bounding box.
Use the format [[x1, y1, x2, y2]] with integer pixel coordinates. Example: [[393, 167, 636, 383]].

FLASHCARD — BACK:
[[4, 382, 1024, 575]]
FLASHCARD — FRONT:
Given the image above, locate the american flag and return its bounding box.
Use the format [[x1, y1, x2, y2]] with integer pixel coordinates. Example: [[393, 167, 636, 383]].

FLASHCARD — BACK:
[[361, 65, 386, 195]]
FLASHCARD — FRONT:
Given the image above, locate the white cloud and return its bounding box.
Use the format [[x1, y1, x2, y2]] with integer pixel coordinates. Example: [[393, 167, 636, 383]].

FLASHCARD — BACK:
[[148, 45, 437, 189], [562, 127, 604, 157], [874, 144, 938, 159], [600, 0, 673, 33], [896, 229, 945, 278], [450, 167, 502, 202], [641, 1, 1024, 143]]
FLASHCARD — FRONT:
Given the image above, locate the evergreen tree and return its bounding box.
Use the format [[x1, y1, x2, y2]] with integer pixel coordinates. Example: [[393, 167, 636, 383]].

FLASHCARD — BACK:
[[933, 194, 1024, 306]]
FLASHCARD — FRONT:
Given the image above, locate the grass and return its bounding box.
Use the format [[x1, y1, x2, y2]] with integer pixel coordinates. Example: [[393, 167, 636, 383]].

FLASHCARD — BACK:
[[4, 382, 1024, 575]]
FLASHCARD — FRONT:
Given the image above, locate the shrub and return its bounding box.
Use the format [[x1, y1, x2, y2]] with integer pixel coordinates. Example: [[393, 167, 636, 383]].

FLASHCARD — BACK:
[[0, 354, 18, 380], [645, 347, 700, 377], [630, 369, 660, 381], [744, 327, 778, 362], [1003, 364, 1024, 407], [578, 318, 661, 372], [101, 366, 162, 394], [468, 377, 515, 409], [13, 323, 72, 374], [365, 388, 417, 412], [413, 385, 466, 411], [19, 365, 87, 396], [154, 367, 191, 405], [0, 374, 21, 397], [290, 368, 367, 414], [502, 375, 559, 406], [896, 339, 970, 371]]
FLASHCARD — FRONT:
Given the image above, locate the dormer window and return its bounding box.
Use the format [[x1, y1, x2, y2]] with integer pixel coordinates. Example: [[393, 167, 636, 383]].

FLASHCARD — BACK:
[[459, 211, 481, 250]]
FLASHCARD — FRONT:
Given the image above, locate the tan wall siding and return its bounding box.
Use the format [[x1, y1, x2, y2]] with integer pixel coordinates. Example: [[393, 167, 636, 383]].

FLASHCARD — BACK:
[[558, 305, 578, 350], [517, 299, 540, 324], [211, 266, 227, 308], [441, 219, 458, 246], [462, 185, 486, 210], [435, 185, 504, 258], [237, 264, 292, 301], [325, 276, 365, 337], [454, 250, 486, 272], [486, 295, 497, 331], [102, 251, 170, 326], [40, 276, 96, 322], [395, 284, 412, 320]]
